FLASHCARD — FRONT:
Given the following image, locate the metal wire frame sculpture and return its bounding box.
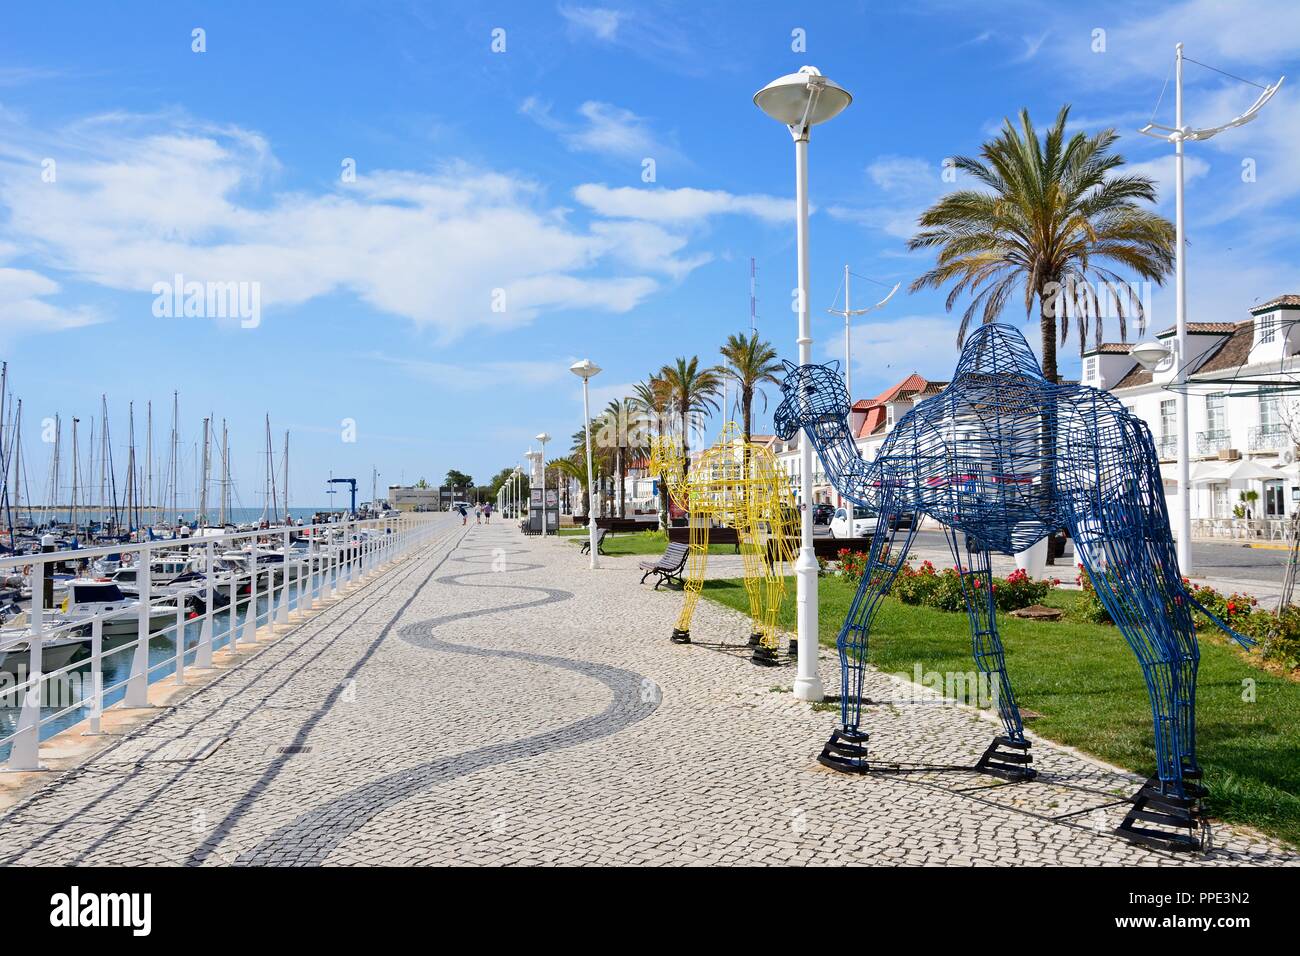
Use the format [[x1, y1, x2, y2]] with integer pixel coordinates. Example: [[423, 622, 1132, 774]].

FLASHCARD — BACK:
[[650, 423, 800, 664], [774, 323, 1252, 851]]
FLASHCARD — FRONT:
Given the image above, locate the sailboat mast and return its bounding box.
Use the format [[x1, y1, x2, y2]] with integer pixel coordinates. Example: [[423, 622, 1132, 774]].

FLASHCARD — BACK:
[[69, 417, 79, 535], [145, 401, 153, 526], [220, 419, 229, 526], [12, 400, 23, 525], [283, 430, 289, 524], [170, 391, 179, 526], [199, 417, 210, 527]]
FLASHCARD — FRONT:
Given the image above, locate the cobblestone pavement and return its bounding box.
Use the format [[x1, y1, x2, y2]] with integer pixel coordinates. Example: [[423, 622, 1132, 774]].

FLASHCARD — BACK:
[[0, 517, 1294, 866]]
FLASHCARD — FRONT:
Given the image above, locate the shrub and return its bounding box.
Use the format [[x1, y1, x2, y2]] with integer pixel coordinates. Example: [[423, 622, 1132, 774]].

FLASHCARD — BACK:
[[1075, 564, 1295, 673]]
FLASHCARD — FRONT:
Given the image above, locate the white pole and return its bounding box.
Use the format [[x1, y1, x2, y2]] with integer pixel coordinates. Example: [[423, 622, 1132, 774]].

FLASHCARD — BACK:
[[793, 132, 824, 702], [844, 263, 852, 400], [583, 379, 599, 569], [1174, 42, 1192, 573], [540, 442, 548, 536]]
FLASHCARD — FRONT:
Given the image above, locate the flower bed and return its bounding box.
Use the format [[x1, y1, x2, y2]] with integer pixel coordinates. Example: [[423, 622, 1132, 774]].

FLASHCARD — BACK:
[[831, 550, 1057, 613], [1076, 566, 1298, 672]]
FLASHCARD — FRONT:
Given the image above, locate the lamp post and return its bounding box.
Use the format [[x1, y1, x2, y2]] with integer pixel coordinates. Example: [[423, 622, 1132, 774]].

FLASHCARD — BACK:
[[755, 65, 851, 701], [570, 359, 603, 569], [535, 432, 551, 535], [1137, 44, 1283, 573]]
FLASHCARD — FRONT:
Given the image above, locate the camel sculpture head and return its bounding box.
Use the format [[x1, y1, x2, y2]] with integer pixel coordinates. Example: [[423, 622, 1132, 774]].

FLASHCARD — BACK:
[[773, 359, 846, 441]]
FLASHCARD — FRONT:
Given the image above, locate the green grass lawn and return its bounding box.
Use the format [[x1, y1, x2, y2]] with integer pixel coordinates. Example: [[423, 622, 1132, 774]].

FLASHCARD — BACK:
[[701, 576, 1300, 847], [566, 528, 738, 557]]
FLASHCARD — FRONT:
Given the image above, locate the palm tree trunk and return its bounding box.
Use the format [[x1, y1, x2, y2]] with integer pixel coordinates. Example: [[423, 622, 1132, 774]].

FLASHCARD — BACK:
[[1039, 288, 1060, 562], [742, 387, 753, 445]]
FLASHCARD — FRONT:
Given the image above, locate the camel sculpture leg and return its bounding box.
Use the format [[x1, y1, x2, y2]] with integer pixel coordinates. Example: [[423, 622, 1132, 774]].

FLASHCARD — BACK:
[[1067, 504, 1204, 849], [819, 504, 917, 772], [672, 514, 711, 644], [943, 528, 1036, 780]]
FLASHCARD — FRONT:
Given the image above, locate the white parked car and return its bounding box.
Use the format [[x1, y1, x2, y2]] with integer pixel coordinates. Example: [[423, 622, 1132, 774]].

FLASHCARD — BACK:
[[830, 505, 916, 536], [830, 504, 875, 539]]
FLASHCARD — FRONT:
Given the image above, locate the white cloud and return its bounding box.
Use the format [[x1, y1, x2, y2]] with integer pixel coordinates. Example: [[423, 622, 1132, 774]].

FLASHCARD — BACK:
[[1122, 154, 1211, 207], [368, 353, 569, 391], [574, 184, 793, 223], [0, 114, 710, 340], [836, 314, 965, 392], [521, 97, 676, 162], [0, 266, 100, 336], [558, 4, 623, 41]]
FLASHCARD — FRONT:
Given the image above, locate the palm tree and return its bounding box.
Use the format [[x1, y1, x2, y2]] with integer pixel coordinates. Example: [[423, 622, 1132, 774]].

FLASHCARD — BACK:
[[719, 332, 782, 444], [657, 356, 724, 472], [593, 398, 639, 518], [632, 377, 672, 529], [907, 105, 1175, 384]]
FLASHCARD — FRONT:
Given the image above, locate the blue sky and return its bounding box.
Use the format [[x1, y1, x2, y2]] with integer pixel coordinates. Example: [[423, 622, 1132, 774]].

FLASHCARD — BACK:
[[1, 0, 1297, 508]]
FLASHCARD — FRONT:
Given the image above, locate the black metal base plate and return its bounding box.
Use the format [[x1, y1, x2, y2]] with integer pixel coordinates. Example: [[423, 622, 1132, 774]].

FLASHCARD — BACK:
[[817, 728, 872, 773], [976, 735, 1037, 781], [1117, 776, 1206, 852], [751, 645, 781, 667], [787, 639, 798, 658], [748, 632, 762, 647], [670, 628, 691, 645]]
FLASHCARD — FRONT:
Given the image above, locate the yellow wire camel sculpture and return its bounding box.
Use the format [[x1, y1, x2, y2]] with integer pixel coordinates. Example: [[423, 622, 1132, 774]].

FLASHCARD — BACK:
[[650, 422, 800, 665]]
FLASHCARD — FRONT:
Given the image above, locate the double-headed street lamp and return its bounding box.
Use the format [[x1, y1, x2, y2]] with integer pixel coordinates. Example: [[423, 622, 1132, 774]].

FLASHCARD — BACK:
[[570, 359, 603, 569], [535, 432, 551, 535], [755, 65, 851, 702], [1132, 43, 1283, 574]]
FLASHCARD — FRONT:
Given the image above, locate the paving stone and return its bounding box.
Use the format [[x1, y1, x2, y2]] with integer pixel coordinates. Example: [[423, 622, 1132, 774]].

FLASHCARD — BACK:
[[0, 518, 1293, 867]]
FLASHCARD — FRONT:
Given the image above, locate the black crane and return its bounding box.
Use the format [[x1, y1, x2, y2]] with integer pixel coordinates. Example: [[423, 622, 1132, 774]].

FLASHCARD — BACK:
[[327, 477, 358, 513]]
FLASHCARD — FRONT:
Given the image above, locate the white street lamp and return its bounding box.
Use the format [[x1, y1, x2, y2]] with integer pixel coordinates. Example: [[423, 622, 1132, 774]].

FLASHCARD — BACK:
[[755, 65, 851, 701], [1138, 44, 1283, 573], [570, 359, 603, 569], [535, 432, 551, 535]]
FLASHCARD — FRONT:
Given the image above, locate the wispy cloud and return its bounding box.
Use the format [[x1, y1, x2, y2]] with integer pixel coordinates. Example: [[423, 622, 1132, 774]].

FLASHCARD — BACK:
[[520, 97, 679, 162], [367, 353, 569, 390], [558, 4, 623, 41], [574, 184, 793, 223]]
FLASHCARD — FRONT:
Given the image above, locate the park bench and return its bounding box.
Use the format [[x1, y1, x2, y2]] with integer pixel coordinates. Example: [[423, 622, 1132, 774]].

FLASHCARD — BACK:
[[639, 541, 689, 590], [765, 535, 874, 563], [666, 526, 741, 553], [579, 528, 608, 555]]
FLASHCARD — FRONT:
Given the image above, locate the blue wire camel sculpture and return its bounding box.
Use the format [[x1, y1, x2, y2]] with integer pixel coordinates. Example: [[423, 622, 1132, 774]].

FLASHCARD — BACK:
[[773, 323, 1250, 851]]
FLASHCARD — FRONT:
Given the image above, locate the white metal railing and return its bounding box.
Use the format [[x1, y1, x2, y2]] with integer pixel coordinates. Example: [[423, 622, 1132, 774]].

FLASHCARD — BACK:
[[0, 513, 447, 769]]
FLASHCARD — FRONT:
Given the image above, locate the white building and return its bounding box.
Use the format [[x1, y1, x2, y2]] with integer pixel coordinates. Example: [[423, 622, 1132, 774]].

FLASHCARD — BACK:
[[1086, 294, 1300, 529]]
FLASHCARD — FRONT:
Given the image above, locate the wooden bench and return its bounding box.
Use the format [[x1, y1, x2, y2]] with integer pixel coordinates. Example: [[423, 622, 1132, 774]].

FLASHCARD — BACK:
[[574, 516, 650, 533], [666, 526, 741, 553], [579, 528, 608, 555], [765, 536, 875, 563], [639, 542, 689, 589]]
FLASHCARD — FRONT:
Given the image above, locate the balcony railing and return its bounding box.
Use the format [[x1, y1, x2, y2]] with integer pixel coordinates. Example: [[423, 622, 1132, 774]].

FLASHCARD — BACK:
[[1248, 423, 1290, 451], [1196, 429, 1231, 456], [1157, 435, 1178, 460]]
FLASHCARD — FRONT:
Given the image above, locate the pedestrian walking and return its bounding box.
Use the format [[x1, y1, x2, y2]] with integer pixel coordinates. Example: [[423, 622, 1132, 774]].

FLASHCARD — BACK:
[[483, 503, 492, 524]]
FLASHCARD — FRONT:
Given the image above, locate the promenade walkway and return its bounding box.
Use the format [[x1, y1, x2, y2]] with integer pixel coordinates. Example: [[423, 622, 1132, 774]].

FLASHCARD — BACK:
[[0, 517, 1293, 866]]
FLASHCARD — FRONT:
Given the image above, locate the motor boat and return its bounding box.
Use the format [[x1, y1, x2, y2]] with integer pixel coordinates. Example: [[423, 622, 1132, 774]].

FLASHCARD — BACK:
[[54, 579, 179, 638], [0, 627, 86, 674]]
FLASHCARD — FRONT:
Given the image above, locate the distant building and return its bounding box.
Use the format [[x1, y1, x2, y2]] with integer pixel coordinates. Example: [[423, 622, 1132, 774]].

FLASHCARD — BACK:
[[1092, 293, 1300, 525], [387, 484, 457, 512]]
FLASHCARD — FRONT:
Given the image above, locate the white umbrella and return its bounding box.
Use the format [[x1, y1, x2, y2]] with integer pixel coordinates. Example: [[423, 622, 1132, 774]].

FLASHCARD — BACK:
[[1224, 459, 1283, 482], [1188, 461, 1230, 485]]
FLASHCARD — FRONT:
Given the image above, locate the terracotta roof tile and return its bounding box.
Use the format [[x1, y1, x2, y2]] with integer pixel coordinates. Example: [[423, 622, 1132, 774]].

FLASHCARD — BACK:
[[1083, 343, 1133, 355], [1112, 364, 1153, 389], [1251, 294, 1300, 312], [1156, 322, 1236, 336]]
